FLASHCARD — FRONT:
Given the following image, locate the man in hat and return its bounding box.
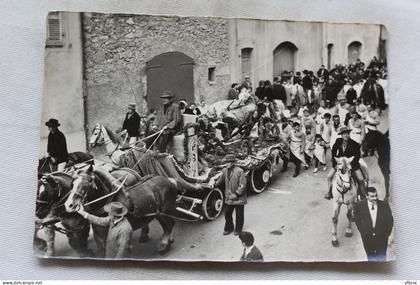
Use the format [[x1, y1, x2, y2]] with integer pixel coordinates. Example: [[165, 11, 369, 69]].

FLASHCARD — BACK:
[[239, 231, 264, 261], [122, 103, 141, 147], [242, 76, 252, 90], [153, 90, 182, 153], [45, 118, 68, 172], [211, 154, 247, 236], [76, 202, 133, 258], [324, 126, 365, 199], [354, 186, 393, 261]]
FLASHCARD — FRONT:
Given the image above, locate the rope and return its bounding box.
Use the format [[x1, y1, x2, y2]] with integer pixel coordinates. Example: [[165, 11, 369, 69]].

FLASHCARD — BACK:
[[83, 175, 129, 207]]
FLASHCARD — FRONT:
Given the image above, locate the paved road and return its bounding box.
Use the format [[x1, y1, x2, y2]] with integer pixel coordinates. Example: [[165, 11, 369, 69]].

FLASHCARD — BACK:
[[37, 110, 394, 262]]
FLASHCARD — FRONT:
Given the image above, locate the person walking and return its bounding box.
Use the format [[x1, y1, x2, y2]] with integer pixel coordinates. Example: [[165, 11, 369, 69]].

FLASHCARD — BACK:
[[212, 154, 247, 236], [354, 187, 394, 261]]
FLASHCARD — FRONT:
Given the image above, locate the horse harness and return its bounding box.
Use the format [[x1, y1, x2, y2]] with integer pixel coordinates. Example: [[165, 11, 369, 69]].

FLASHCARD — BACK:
[[335, 171, 354, 202]]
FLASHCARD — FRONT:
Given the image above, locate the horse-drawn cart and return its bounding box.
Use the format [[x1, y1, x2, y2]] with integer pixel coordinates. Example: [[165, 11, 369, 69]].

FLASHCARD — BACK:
[[89, 98, 287, 221]]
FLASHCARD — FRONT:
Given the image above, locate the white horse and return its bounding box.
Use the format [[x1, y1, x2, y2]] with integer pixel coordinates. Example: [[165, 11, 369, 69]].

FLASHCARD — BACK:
[[331, 156, 358, 247], [89, 123, 130, 156]]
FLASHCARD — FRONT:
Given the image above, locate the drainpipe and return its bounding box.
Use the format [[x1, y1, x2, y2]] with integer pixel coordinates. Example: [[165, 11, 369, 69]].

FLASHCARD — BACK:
[[80, 12, 90, 152]]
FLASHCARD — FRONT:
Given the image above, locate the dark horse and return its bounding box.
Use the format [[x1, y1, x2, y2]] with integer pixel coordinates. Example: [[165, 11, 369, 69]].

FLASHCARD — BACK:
[[35, 173, 91, 257], [64, 166, 178, 257], [38, 151, 94, 176], [363, 130, 391, 199], [35, 168, 142, 257]]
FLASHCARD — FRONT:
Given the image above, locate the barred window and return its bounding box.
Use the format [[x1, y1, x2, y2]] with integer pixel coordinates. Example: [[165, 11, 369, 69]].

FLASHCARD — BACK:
[[46, 12, 64, 47]]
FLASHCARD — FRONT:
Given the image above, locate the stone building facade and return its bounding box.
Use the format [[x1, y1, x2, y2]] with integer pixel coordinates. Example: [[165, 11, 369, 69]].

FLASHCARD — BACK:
[[40, 12, 386, 154]]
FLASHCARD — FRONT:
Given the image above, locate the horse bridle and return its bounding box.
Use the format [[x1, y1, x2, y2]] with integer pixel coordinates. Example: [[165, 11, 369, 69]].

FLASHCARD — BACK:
[[335, 168, 352, 201], [36, 179, 65, 216], [70, 174, 99, 207]]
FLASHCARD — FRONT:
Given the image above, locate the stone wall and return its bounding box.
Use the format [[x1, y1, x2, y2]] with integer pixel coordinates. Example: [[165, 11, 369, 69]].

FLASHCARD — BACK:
[[83, 13, 231, 133]]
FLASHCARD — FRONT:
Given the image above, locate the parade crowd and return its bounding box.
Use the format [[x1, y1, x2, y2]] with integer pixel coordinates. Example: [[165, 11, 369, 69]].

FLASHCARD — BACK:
[[42, 56, 392, 262]]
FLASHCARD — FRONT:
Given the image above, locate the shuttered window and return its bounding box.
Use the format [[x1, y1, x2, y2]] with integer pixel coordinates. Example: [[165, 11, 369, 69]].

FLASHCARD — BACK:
[[46, 12, 64, 47]]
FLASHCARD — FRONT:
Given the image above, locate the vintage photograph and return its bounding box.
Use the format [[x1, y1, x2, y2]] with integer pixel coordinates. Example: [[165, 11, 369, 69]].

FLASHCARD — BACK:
[[34, 12, 393, 262]]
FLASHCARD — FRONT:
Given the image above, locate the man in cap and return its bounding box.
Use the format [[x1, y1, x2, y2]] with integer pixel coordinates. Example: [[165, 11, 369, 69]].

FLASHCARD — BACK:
[[122, 103, 141, 147], [239, 231, 264, 261], [153, 91, 182, 153], [45, 118, 68, 172], [211, 154, 247, 236], [242, 75, 252, 90], [77, 202, 133, 258], [324, 126, 365, 199]]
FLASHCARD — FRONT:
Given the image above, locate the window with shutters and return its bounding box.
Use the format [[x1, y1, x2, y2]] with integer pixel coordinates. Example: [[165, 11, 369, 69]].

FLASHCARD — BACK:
[[46, 12, 64, 47]]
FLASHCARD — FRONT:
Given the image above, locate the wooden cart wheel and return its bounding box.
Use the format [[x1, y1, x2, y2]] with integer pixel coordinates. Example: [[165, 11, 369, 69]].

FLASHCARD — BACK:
[[249, 161, 271, 194], [202, 188, 224, 221]]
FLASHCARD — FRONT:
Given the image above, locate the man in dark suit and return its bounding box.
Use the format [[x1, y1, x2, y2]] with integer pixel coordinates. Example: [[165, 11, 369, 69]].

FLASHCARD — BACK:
[[354, 187, 394, 261], [317, 64, 329, 79], [324, 126, 365, 199], [46, 118, 68, 172], [272, 77, 287, 104], [239, 231, 264, 261], [228, 83, 239, 100], [122, 103, 141, 146]]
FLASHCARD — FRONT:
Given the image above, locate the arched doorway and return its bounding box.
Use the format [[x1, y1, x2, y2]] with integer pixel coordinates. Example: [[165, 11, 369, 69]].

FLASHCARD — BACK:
[[273, 41, 298, 77], [327, 43, 334, 69], [146, 52, 194, 111], [348, 41, 362, 65], [241, 47, 253, 81]]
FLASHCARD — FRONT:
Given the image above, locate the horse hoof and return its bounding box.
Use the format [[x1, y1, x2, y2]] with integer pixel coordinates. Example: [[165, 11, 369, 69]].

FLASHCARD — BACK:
[[157, 243, 171, 255], [345, 232, 353, 238], [138, 235, 149, 243], [331, 240, 339, 247]]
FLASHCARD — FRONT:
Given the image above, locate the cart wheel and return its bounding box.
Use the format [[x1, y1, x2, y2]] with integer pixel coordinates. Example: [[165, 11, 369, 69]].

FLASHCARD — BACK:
[[202, 188, 224, 221], [250, 161, 271, 194]]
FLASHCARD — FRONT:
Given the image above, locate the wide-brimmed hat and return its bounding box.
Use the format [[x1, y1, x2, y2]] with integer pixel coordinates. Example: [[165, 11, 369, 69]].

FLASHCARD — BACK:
[[160, 91, 174, 99], [223, 154, 236, 163], [128, 103, 136, 110], [338, 126, 351, 135], [104, 202, 128, 217], [45, 118, 60, 127]]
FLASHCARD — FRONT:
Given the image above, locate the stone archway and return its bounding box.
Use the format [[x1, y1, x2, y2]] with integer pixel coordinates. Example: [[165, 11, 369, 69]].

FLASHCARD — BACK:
[[146, 52, 194, 111], [273, 41, 298, 77], [348, 41, 362, 65]]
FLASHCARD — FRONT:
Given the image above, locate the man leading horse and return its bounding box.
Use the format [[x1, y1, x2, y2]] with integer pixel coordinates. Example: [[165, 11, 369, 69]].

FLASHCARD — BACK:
[[324, 126, 366, 200]]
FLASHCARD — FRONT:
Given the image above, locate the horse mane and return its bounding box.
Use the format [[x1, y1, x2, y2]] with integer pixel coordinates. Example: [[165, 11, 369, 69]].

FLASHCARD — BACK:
[[93, 168, 115, 194], [103, 126, 118, 143], [49, 172, 74, 190]]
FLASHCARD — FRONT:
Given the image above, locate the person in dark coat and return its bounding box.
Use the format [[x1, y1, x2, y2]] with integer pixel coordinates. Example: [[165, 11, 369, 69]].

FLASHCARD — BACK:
[[324, 126, 365, 199], [153, 91, 182, 153], [212, 154, 247, 236], [183, 102, 202, 116], [122, 103, 141, 146], [323, 75, 340, 104], [228, 83, 239, 100], [262, 80, 274, 101], [272, 77, 287, 104], [346, 84, 357, 105], [317, 64, 329, 79], [46, 118, 68, 171], [255, 80, 265, 100], [239, 231, 264, 262], [354, 187, 393, 261]]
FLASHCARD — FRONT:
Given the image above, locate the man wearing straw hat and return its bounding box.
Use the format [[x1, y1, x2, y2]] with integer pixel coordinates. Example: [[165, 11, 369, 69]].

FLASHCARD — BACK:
[[45, 118, 68, 172], [77, 202, 133, 258], [122, 103, 141, 147], [153, 90, 182, 153]]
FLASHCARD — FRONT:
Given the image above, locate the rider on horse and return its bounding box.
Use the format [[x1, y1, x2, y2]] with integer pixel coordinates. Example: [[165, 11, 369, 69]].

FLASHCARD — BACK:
[[324, 126, 366, 200]]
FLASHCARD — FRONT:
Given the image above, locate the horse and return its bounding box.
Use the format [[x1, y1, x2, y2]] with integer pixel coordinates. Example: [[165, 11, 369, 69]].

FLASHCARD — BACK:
[[64, 165, 178, 256], [35, 172, 92, 257], [35, 167, 145, 257], [89, 123, 130, 156], [38, 151, 94, 177], [363, 130, 390, 199], [330, 156, 358, 247]]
